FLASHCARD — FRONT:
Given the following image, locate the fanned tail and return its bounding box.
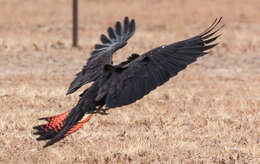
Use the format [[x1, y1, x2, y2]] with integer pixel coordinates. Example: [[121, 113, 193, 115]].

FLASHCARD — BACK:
[[33, 102, 95, 147], [33, 110, 71, 140]]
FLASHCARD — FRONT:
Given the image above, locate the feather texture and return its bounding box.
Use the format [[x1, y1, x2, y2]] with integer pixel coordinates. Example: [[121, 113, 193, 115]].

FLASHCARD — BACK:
[[34, 17, 223, 147], [67, 17, 136, 95], [96, 17, 223, 108]]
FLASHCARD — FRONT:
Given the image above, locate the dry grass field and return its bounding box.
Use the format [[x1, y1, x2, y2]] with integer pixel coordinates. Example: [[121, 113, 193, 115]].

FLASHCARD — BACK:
[[0, 0, 260, 163]]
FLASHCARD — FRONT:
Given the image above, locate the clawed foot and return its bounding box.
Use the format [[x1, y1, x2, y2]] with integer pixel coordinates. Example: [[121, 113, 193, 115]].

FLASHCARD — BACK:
[[93, 106, 110, 115]]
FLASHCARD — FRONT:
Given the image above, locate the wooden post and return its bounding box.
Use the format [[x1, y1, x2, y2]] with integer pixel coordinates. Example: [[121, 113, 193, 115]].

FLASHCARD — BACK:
[[72, 0, 78, 47]]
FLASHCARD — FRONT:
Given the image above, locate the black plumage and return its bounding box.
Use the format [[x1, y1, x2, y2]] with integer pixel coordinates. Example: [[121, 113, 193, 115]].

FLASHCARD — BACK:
[[34, 17, 224, 147], [67, 17, 135, 95]]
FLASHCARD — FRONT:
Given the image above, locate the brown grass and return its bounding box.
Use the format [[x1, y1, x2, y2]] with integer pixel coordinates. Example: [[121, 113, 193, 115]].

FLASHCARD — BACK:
[[0, 0, 260, 163]]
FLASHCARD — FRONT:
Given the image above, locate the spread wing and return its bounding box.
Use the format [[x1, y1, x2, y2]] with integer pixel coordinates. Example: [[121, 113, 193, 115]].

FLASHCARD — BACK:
[[97, 17, 224, 108], [67, 17, 136, 95]]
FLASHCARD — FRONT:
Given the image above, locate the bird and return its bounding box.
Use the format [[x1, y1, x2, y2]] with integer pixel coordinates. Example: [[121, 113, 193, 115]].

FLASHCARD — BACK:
[[33, 17, 224, 147]]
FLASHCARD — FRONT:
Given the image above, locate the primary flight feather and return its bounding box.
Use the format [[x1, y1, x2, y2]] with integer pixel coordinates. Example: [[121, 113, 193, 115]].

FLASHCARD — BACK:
[[33, 17, 223, 147]]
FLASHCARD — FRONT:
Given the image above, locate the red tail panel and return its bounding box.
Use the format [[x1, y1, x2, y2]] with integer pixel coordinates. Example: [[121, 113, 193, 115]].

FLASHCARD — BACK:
[[65, 114, 92, 136]]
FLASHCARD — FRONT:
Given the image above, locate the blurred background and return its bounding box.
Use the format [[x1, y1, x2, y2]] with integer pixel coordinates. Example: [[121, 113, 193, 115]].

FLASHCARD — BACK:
[[1, 0, 259, 47], [0, 0, 259, 163]]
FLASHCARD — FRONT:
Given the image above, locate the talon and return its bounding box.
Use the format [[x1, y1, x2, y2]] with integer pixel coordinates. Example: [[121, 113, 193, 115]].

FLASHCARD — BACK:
[[100, 109, 109, 115]]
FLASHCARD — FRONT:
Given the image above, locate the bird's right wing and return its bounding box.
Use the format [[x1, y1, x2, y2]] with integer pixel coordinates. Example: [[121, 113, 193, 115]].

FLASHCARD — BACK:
[[67, 17, 136, 95], [97, 17, 224, 108]]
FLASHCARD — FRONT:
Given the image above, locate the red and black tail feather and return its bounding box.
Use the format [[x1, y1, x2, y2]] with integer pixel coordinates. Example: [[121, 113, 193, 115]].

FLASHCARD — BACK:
[[42, 111, 92, 148], [33, 110, 70, 133], [34, 114, 92, 148], [65, 114, 92, 136], [33, 110, 71, 141], [33, 102, 94, 147], [38, 110, 70, 122], [34, 79, 99, 147]]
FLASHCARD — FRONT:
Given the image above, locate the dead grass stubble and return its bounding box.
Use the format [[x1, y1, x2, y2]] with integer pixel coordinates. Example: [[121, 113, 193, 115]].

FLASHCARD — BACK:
[[0, 0, 260, 163]]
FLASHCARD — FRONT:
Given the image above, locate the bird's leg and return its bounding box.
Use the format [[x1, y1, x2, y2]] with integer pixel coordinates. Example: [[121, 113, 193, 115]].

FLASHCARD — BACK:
[[94, 105, 110, 115], [100, 108, 109, 114]]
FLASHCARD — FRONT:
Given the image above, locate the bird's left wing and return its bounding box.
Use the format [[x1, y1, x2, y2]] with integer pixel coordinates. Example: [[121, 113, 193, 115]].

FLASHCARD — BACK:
[[97, 18, 224, 108], [67, 17, 135, 95]]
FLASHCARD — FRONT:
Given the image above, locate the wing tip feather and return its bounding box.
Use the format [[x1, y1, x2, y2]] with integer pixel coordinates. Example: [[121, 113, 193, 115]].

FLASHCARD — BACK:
[[199, 17, 224, 38]]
